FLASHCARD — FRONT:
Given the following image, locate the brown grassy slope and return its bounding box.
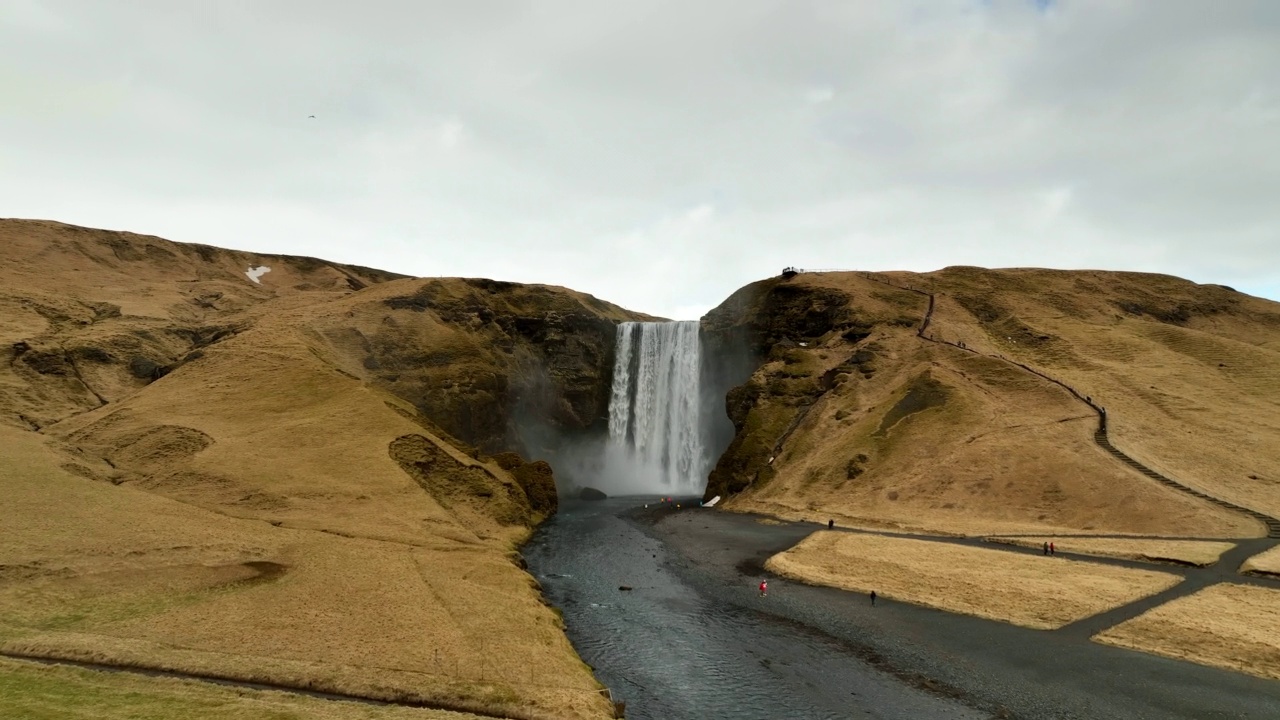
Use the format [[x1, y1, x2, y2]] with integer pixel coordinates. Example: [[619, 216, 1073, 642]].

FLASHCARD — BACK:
[[0, 656, 491, 720], [708, 272, 1263, 538], [766, 531, 1181, 630], [909, 267, 1280, 519], [1094, 583, 1280, 682], [0, 218, 404, 429], [1, 219, 644, 453], [1241, 545, 1280, 577], [0, 221, 628, 719], [984, 537, 1236, 567], [0, 218, 404, 314]]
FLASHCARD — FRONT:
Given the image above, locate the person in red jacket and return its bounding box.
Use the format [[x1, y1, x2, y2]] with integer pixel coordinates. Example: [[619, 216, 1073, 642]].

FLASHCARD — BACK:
[[759, 580, 768, 597]]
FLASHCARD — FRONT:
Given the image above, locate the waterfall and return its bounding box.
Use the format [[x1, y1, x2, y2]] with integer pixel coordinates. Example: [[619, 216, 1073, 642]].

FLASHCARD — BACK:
[[606, 321, 707, 495]]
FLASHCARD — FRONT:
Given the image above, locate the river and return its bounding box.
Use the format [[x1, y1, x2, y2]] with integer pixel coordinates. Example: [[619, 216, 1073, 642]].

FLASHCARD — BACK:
[[522, 498, 985, 720]]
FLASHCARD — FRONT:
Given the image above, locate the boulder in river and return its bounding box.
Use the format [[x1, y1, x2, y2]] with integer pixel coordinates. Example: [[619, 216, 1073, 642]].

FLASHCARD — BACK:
[[578, 487, 608, 501]]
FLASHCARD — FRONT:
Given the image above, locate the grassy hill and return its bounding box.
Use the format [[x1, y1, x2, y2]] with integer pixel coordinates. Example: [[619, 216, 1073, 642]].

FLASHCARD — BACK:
[[703, 268, 1280, 538], [0, 219, 638, 720], [6, 218, 1279, 715]]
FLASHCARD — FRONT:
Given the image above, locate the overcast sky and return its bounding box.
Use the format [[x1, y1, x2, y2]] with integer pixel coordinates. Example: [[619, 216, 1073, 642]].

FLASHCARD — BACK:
[[3, 1, 1278, 318]]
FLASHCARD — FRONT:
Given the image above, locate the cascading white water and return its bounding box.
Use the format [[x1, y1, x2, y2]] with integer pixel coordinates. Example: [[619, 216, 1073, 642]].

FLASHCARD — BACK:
[[606, 321, 707, 494]]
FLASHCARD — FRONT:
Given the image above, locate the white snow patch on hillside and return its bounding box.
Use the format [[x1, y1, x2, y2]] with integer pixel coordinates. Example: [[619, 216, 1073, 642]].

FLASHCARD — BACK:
[[245, 266, 271, 284]]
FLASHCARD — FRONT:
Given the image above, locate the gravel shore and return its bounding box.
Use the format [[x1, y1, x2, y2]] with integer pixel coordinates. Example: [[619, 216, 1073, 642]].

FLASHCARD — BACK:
[[525, 499, 987, 719], [636, 505, 1280, 720]]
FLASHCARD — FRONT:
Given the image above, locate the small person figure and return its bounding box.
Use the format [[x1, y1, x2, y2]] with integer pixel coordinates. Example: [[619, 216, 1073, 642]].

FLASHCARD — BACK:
[[759, 579, 768, 597], [870, 590, 877, 606], [1043, 542, 1050, 556], [828, 519, 835, 530], [1050, 542, 1056, 556]]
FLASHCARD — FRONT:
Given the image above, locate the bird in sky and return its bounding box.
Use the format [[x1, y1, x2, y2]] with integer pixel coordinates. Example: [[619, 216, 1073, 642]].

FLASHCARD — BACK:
[[308, 115, 316, 119]]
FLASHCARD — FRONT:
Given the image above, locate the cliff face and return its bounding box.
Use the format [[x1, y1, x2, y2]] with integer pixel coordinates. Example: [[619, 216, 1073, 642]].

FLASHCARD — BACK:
[[699, 274, 921, 501], [700, 269, 1280, 539], [350, 276, 642, 457]]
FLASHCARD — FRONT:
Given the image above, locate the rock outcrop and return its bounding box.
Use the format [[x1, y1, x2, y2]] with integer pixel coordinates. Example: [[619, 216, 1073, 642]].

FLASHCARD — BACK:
[[351, 277, 646, 457], [699, 274, 917, 502], [577, 486, 608, 501]]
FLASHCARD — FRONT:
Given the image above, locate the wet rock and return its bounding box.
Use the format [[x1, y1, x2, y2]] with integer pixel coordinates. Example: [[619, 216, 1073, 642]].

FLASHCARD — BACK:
[[578, 487, 608, 501]]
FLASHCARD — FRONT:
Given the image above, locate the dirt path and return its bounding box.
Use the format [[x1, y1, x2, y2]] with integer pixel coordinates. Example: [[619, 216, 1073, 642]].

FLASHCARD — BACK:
[[1056, 537, 1280, 638], [809, 522, 1280, 636], [856, 270, 1280, 538]]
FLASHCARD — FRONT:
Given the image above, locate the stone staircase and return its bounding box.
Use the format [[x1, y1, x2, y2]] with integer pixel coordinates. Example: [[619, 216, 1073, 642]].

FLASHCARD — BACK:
[[847, 270, 1280, 539], [1093, 426, 1280, 538]]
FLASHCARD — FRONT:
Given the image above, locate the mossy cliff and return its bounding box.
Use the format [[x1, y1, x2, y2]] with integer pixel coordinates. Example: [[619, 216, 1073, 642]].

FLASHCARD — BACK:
[[699, 274, 921, 503], [354, 277, 650, 457]]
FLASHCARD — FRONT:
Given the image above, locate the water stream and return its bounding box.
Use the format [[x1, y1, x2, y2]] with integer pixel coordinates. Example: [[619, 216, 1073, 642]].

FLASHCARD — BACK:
[[605, 322, 709, 496], [524, 499, 984, 720]]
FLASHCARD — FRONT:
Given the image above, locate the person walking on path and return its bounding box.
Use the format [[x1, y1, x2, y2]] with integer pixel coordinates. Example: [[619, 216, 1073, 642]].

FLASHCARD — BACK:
[[759, 579, 768, 597], [1050, 542, 1056, 556], [828, 519, 835, 530], [870, 590, 877, 606], [1043, 542, 1050, 556]]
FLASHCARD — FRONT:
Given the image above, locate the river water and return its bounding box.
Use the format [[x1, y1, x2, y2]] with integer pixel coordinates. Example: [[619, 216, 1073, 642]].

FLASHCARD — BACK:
[[523, 499, 985, 720]]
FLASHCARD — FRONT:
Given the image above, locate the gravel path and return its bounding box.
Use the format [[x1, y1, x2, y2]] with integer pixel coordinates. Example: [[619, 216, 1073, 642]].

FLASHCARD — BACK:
[[637, 505, 1280, 720]]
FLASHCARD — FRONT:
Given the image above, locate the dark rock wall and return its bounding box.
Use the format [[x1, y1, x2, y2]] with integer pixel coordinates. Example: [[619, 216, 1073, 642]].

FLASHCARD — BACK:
[[697, 276, 858, 502], [367, 279, 632, 471]]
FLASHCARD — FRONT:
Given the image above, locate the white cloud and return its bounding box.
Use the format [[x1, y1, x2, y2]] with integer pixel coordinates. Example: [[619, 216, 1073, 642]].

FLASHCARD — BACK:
[[437, 118, 466, 150], [804, 86, 835, 104], [1034, 186, 1073, 231], [685, 204, 715, 224], [3, 0, 69, 34], [1, 0, 1278, 319]]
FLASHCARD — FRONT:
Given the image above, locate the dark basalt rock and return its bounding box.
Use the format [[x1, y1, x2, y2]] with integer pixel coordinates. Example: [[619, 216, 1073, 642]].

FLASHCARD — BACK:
[[369, 280, 630, 459], [698, 280, 876, 504]]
